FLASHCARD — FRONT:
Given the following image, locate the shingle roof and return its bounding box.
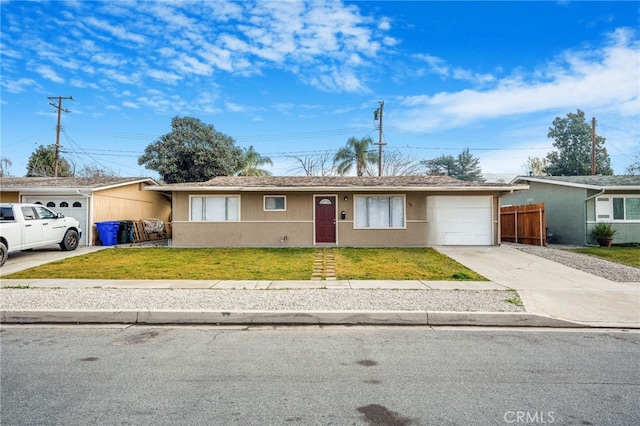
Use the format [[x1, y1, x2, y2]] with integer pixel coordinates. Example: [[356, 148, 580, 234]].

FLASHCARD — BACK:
[[0, 177, 158, 190], [151, 175, 525, 191], [512, 175, 640, 189]]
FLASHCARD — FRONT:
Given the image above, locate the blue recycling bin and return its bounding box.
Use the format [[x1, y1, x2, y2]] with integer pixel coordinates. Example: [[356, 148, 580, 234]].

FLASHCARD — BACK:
[[96, 221, 120, 246]]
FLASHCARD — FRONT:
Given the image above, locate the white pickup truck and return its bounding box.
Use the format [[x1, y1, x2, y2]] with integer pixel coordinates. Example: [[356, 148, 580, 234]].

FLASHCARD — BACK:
[[0, 203, 82, 267]]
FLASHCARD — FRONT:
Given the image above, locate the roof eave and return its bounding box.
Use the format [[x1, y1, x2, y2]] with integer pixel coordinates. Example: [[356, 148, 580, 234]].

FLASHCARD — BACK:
[[511, 177, 640, 191], [147, 184, 530, 192]]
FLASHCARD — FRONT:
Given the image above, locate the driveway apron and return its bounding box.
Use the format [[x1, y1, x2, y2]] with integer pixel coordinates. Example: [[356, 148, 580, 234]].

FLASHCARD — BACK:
[[435, 245, 640, 328]]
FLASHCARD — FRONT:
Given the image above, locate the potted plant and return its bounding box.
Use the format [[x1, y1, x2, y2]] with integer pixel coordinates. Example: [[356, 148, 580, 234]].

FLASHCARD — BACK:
[[592, 222, 617, 247]]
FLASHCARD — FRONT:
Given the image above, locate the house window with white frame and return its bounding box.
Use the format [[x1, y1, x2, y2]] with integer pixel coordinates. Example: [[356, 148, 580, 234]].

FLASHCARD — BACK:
[[612, 196, 640, 221], [264, 195, 286, 211], [354, 195, 405, 228], [191, 196, 239, 221]]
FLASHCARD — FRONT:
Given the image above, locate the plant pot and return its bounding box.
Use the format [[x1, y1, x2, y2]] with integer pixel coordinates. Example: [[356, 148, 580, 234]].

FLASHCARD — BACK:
[[596, 237, 613, 247]]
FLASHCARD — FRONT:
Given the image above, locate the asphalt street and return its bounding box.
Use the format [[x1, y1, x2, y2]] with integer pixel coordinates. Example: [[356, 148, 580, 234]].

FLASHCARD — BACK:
[[1, 326, 639, 425]]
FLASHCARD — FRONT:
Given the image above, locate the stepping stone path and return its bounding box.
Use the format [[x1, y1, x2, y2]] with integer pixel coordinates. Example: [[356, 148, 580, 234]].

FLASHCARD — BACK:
[[311, 248, 336, 280]]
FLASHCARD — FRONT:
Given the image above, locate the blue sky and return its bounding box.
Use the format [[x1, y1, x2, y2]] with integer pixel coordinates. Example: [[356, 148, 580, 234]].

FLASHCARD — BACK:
[[1, 0, 639, 180]]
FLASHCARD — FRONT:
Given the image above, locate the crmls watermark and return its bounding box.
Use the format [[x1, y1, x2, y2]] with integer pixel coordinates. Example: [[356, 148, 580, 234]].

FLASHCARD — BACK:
[[504, 411, 555, 424]]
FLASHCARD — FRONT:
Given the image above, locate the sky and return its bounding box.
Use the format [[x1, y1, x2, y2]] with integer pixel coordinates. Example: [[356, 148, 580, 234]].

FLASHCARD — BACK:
[[1, 0, 639, 181]]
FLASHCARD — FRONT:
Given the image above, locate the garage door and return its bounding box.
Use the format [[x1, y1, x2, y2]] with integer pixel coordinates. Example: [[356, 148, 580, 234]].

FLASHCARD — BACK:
[[23, 196, 89, 246], [426, 196, 493, 245]]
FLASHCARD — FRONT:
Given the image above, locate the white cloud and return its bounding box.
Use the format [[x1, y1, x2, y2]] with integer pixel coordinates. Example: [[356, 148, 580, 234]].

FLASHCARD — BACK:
[[399, 28, 639, 131], [36, 65, 64, 83], [1, 77, 39, 93], [414, 53, 495, 85], [85, 16, 146, 44], [147, 69, 182, 84]]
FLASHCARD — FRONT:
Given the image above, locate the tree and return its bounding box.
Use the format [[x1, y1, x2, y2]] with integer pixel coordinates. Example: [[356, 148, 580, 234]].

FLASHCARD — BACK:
[[625, 151, 640, 175], [545, 109, 612, 176], [365, 149, 421, 176], [333, 136, 378, 176], [138, 116, 243, 183], [454, 148, 484, 181], [237, 146, 273, 176], [421, 148, 484, 181], [287, 151, 336, 176], [26, 145, 73, 177], [0, 158, 12, 177], [75, 164, 119, 178], [422, 154, 457, 176], [522, 156, 549, 176]]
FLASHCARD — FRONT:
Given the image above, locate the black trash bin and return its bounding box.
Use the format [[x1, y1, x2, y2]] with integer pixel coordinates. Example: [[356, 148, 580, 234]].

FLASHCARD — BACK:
[[117, 220, 134, 244]]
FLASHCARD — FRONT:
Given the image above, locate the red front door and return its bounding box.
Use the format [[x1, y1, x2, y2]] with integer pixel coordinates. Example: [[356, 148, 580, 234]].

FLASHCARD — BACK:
[[315, 196, 336, 243]]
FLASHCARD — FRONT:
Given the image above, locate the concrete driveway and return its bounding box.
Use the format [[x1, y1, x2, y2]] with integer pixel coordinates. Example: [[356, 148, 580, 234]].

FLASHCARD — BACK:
[[0, 245, 108, 277], [436, 245, 640, 328]]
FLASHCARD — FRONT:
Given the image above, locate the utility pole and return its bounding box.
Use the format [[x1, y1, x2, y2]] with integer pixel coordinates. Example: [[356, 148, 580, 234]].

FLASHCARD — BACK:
[[591, 117, 596, 175], [48, 96, 73, 177], [374, 101, 385, 176]]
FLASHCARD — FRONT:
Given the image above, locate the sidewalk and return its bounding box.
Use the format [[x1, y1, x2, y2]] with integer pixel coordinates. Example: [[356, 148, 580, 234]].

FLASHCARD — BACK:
[[1, 245, 638, 328]]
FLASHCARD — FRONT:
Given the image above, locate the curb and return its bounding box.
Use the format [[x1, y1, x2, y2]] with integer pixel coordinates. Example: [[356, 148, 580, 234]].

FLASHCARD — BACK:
[[1, 310, 588, 328]]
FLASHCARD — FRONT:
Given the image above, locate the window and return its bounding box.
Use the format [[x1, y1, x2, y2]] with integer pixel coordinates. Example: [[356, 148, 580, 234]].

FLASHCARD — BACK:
[[34, 206, 56, 219], [21, 207, 36, 220], [191, 196, 239, 221], [0, 207, 15, 221], [613, 197, 640, 221], [60, 202, 69, 207], [47, 202, 56, 208], [264, 196, 286, 211], [72, 201, 82, 207], [355, 195, 405, 228]]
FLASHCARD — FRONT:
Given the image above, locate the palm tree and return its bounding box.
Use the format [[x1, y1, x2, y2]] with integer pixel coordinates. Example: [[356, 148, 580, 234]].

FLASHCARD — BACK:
[[237, 146, 273, 176], [333, 136, 378, 176]]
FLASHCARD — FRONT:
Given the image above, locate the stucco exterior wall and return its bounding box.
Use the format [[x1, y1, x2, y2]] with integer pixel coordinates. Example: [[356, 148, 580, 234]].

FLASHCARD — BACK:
[[171, 190, 502, 247], [502, 182, 588, 245]]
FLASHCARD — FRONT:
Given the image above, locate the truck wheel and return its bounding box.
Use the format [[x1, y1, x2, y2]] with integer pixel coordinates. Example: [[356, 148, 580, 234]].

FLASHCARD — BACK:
[[0, 242, 8, 267], [60, 229, 79, 251]]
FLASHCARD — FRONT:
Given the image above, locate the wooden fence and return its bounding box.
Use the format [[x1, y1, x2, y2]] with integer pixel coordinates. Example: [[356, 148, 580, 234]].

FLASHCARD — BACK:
[[500, 203, 547, 246]]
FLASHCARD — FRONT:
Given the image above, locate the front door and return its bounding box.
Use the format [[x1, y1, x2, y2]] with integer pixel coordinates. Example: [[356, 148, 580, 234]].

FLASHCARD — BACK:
[[315, 196, 336, 243]]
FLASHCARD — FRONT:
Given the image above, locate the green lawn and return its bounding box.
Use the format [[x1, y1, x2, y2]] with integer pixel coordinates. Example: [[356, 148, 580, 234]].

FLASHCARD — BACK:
[[334, 248, 485, 280], [567, 246, 640, 268], [4, 247, 486, 281]]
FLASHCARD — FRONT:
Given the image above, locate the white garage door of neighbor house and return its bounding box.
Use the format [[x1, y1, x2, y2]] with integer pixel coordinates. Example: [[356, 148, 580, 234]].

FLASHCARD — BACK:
[[23, 196, 89, 246], [427, 196, 493, 245]]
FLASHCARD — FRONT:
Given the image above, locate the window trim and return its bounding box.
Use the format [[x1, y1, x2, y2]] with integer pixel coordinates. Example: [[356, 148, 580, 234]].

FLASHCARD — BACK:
[[611, 195, 640, 222], [263, 195, 286, 212], [189, 195, 241, 222], [353, 194, 406, 229]]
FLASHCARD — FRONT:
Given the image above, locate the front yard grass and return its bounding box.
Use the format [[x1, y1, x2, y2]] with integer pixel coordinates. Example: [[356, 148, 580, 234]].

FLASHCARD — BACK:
[[567, 246, 640, 268], [4, 247, 486, 281], [334, 248, 485, 280]]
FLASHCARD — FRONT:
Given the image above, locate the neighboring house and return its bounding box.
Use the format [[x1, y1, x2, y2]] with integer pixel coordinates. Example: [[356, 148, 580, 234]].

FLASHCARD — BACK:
[[148, 176, 528, 247], [503, 175, 640, 246], [0, 177, 171, 246]]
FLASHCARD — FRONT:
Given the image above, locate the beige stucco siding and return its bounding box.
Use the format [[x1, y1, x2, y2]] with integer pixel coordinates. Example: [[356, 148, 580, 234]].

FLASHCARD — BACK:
[[170, 190, 503, 247]]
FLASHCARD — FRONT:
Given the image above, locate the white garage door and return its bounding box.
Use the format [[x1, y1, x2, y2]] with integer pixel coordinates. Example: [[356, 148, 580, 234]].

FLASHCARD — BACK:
[[23, 196, 89, 246], [427, 196, 493, 245]]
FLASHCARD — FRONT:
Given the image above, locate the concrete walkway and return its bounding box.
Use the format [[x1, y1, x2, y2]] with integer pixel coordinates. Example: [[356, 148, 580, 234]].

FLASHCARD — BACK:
[[1, 245, 638, 328]]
